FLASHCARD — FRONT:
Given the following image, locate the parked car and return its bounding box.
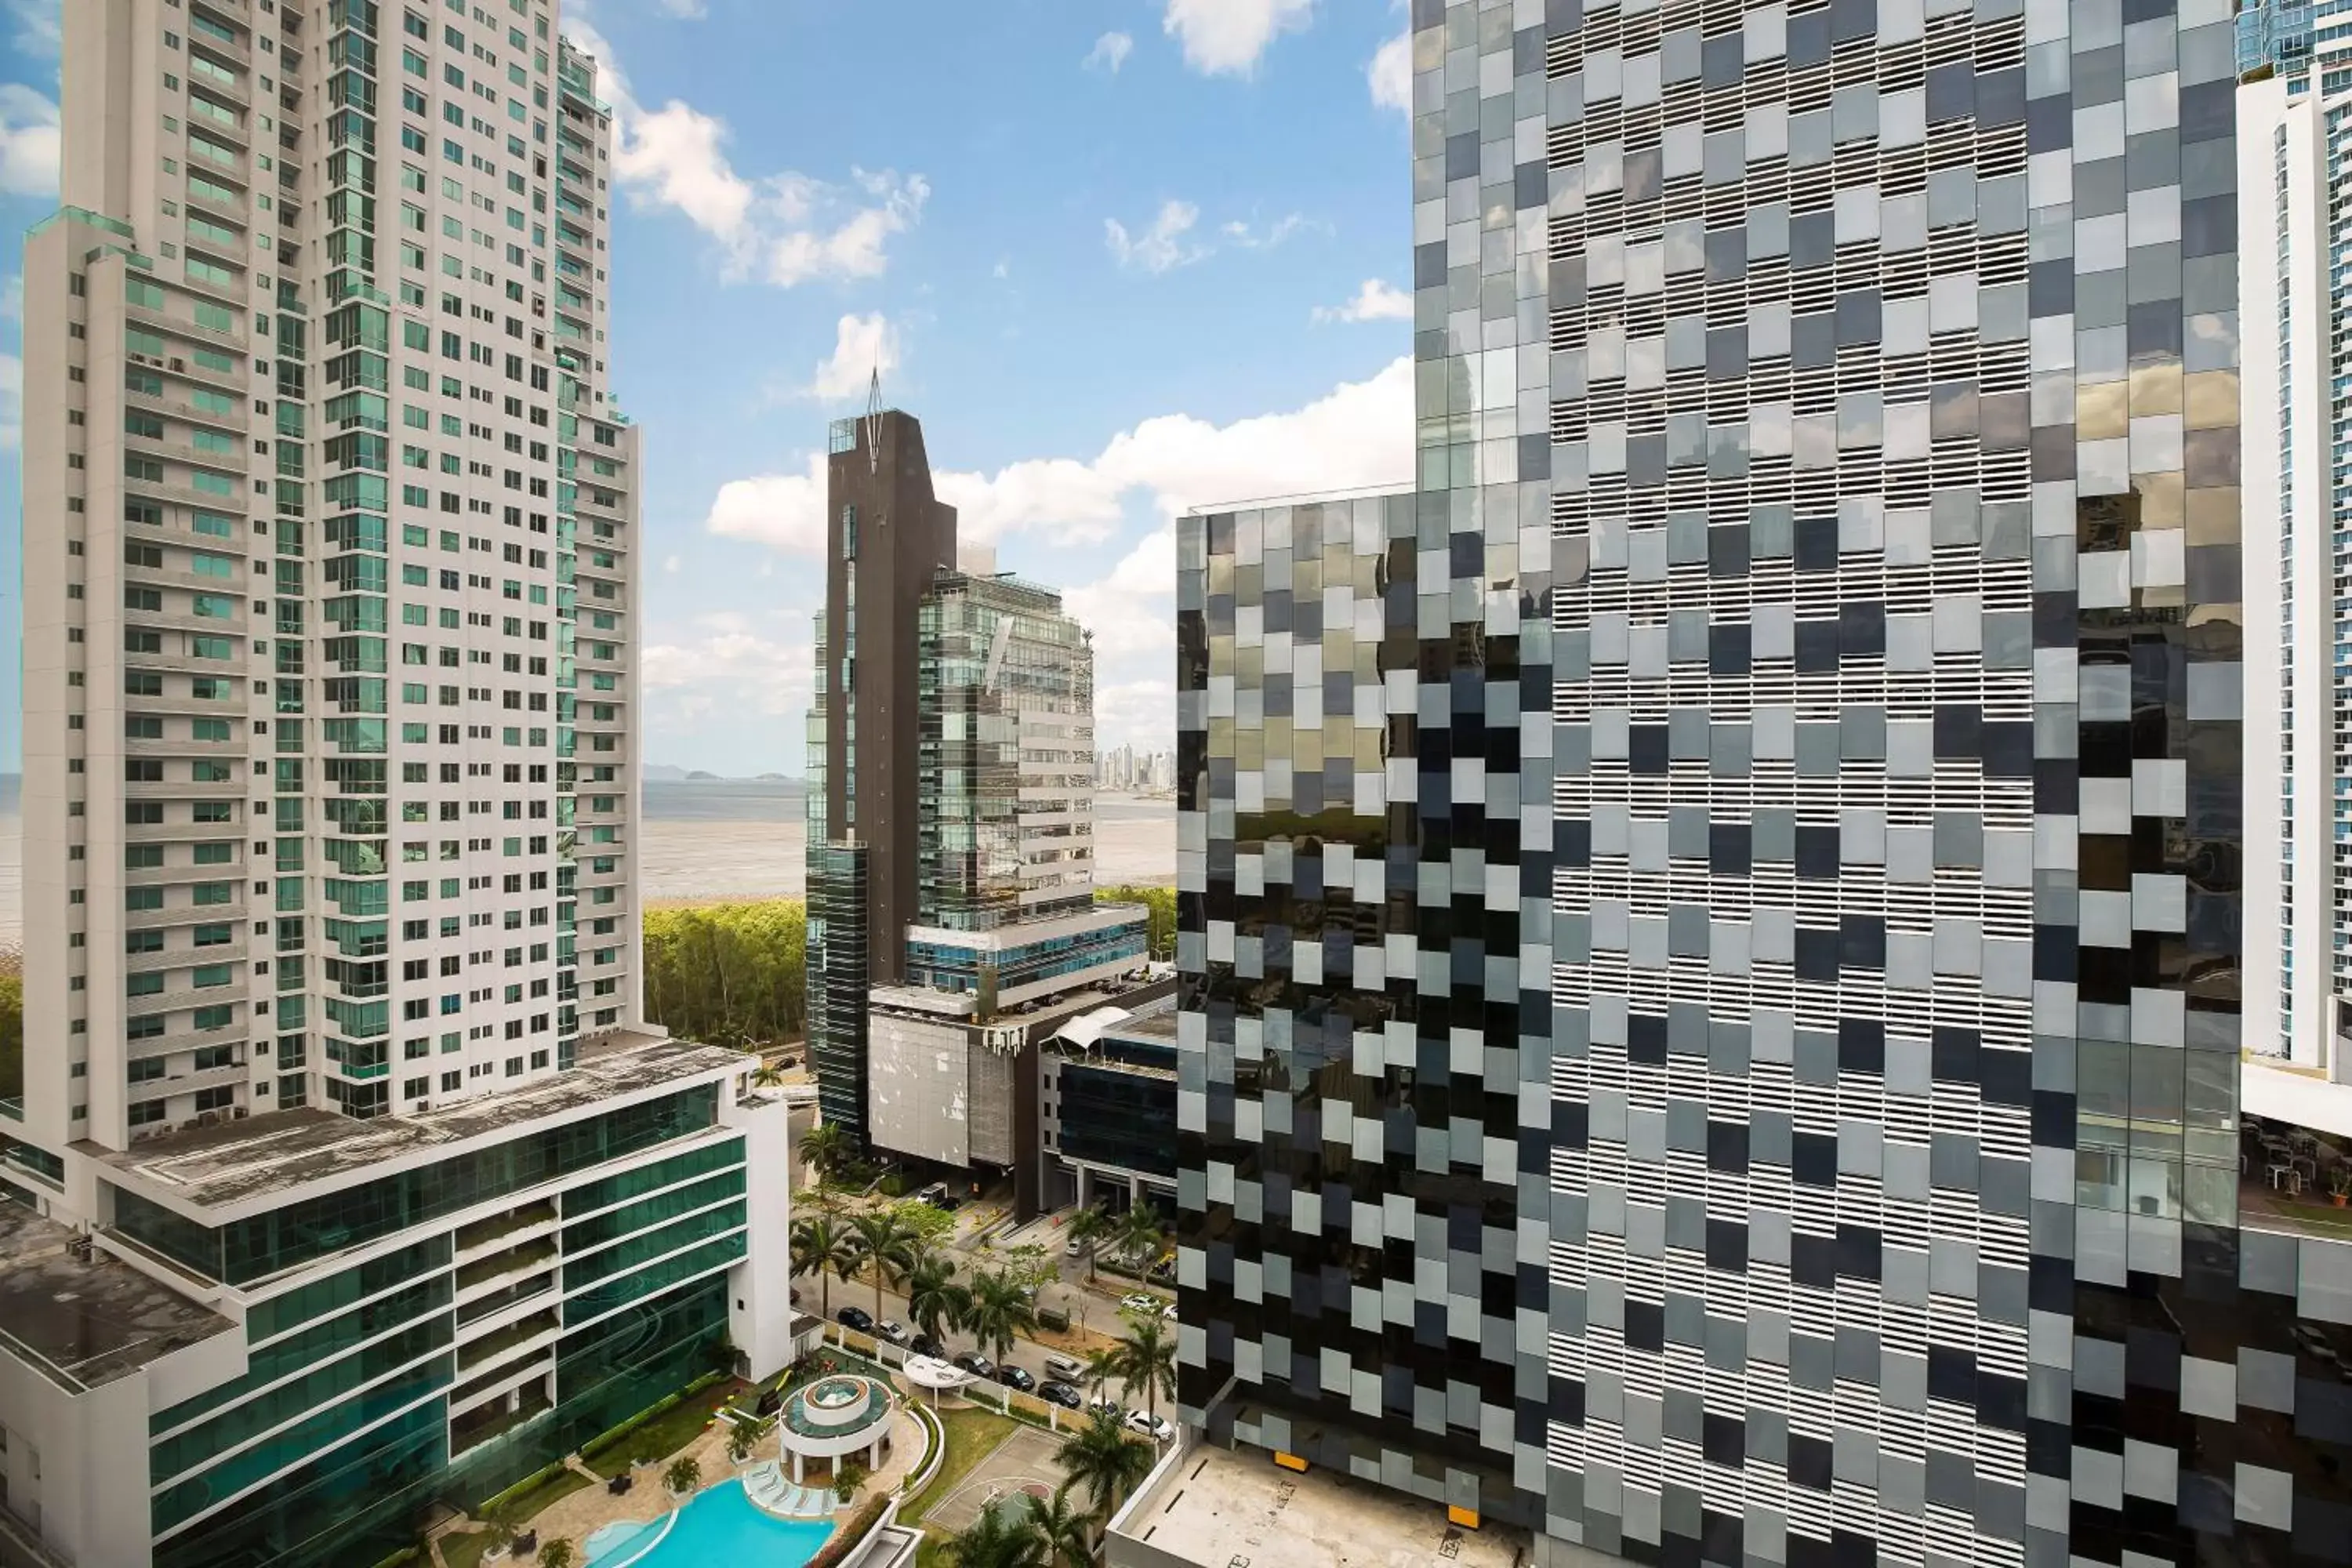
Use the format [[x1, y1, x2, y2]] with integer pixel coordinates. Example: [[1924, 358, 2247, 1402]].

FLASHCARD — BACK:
[[1161, 1302, 1178, 1323], [1065, 1237, 1088, 1257], [1126, 1411, 1174, 1442], [1087, 1396, 1123, 1422], [836, 1305, 874, 1333], [909, 1334, 946, 1360], [953, 1351, 996, 1379], [874, 1319, 909, 1345], [995, 1364, 1037, 1392], [916, 1181, 949, 1207], [935, 1194, 964, 1212], [1039, 1381, 1084, 1410], [1120, 1293, 1160, 1315]]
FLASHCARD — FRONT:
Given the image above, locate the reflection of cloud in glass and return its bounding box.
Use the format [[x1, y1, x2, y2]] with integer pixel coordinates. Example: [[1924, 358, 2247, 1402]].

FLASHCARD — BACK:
[[2189, 313, 2238, 347]]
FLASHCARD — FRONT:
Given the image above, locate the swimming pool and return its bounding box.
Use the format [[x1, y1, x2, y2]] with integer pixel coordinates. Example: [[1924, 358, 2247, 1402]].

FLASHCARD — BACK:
[[583, 1479, 836, 1567]]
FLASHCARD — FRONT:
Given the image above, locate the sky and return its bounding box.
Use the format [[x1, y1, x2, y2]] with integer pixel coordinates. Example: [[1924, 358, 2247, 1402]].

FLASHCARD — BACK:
[[0, 0, 1423, 778]]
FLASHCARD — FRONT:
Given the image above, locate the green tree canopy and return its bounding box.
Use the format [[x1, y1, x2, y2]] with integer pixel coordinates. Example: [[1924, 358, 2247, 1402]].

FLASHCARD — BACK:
[[1053, 1412, 1154, 1518]]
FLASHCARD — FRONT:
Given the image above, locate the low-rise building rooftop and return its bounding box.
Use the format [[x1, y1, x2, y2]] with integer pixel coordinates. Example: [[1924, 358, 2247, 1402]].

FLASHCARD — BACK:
[[78, 1029, 749, 1214], [0, 1202, 230, 1393], [1109, 1441, 1526, 1568]]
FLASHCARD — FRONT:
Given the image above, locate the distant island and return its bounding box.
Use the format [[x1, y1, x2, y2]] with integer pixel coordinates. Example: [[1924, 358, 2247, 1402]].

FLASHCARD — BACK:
[[644, 766, 805, 789]]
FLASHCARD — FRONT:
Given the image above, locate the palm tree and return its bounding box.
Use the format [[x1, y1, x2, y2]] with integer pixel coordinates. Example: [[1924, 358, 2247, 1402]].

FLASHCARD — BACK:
[[848, 1208, 920, 1325], [1115, 1203, 1167, 1269], [538, 1541, 576, 1568], [1112, 1315, 1176, 1427], [961, 1267, 1037, 1365], [800, 1120, 851, 1180], [1054, 1411, 1154, 1518], [789, 1214, 857, 1319], [1022, 1481, 1095, 1568], [905, 1252, 970, 1345], [1065, 1205, 1115, 1283], [943, 1503, 1047, 1568], [749, 1058, 786, 1090], [1081, 1345, 1123, 1407]]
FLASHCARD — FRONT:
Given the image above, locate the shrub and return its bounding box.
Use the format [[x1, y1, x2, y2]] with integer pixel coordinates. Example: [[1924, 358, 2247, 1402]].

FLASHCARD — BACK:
[[833, 1459, 868, 1501], [800, 1496, 891, 1568], [877, 1173, 906, 1198], [664, 1455, 701, 1496], [538, 1543, 576, 1568]]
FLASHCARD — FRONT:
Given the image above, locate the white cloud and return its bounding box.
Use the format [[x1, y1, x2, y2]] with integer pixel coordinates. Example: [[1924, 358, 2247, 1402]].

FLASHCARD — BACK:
[[1370, 31, 1411, 114], [1313, 278, 1413, 324], [935, 459, 1125, 548], [643, 618, 815, 722], [559, 16, 927, 287], [1105, 200, 1206, 274], [1220, 212, 1308, 249], [1064, 527, 1178, 659], [992, 257, 1011, 280], [806, 313, 901, 401], [4, 0, 59, 57], [1162, 0, 1315, 76], [1084, 31, 1135, 72], [0, 84, 60, 197], [1, 273, 21, 323], [706, 355, 1413, 571], [705, 455, 829, 557], [1093, 676, 1179, 754], [662, 554, 681, 574], [653, 0, 706, 15]]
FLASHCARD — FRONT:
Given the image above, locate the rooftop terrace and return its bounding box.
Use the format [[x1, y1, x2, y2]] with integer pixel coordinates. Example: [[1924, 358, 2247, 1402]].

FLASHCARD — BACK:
[[80, 1030, 748, 1214], [1110, 1441, 1524, 1568], [0, 1203, 229, 1393]]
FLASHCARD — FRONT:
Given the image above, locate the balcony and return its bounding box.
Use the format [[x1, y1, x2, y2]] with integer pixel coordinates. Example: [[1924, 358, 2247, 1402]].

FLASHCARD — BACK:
[[122, 774, 247, 801], [128, 299, 247, 354], [126, 1060, 248, 1105], [456, 1236, 559, 1300], [124, 559, 261, 597], [121, 977, 247, 1016], [123, 470, 253, 517], [455, 1200, 559, 1261], [124, 937, 249, 975], [125, 387, 251, 437], [124, 817, 246, 846], [456, 1307, 560, 1375], [124, 1020, 248, 1062]]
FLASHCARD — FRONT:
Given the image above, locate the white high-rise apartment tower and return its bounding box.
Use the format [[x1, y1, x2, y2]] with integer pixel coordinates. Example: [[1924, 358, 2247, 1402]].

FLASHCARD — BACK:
[[2241, 11, 2352, 1085], [19, 0, 642, 1146], [0, 6, 793, 1567]]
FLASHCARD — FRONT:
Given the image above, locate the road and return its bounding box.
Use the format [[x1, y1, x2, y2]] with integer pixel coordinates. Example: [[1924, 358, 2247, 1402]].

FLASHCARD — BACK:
[[799, 1259, 1175, 1419]]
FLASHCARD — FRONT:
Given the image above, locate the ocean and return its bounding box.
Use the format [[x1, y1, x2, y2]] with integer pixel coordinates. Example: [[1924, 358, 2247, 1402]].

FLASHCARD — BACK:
[[0, 777, 1174, 939]]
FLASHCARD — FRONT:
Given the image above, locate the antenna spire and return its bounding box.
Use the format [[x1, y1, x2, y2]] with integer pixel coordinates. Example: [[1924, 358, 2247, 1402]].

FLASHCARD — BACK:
[[863, 366, 883, 477]]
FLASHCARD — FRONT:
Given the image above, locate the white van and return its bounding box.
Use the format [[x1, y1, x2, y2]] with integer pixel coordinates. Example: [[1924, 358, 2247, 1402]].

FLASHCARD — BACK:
[[1044, 1352, 1087, 1382]]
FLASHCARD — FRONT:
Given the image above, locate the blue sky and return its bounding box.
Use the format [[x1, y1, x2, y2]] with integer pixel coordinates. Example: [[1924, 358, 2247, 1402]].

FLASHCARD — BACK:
[[0, 0, 1421, 777]]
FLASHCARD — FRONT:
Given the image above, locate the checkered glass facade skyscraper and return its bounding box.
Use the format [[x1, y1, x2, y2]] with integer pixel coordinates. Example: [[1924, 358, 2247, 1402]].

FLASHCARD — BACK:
[[1177, 2, 2352, 1565]]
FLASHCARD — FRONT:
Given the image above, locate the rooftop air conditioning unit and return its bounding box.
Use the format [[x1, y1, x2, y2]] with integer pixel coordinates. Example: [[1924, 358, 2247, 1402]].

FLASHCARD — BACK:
[[232, 1106, 249, 1120], [195, 1112, 219, 1128]]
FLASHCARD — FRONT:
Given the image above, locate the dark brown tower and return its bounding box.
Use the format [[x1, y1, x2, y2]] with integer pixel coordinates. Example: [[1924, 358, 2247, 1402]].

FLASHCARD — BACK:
[[822, 408, 957, 988]]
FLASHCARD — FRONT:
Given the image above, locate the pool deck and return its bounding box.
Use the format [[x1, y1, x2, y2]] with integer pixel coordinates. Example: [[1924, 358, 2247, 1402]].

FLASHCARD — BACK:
[[434, 1390, 931, 1565]]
